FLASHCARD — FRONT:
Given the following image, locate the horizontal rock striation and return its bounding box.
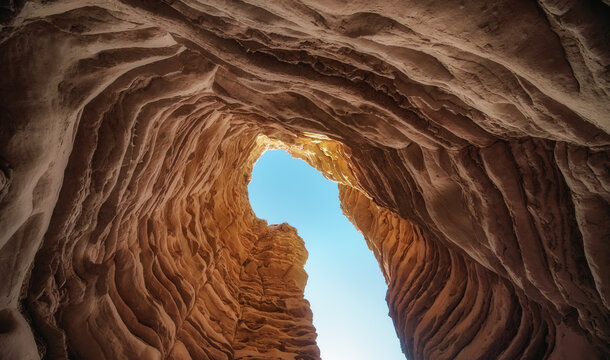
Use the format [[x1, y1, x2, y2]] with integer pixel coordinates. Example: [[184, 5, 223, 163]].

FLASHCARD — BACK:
[[340, 185, 601, 360], [234, 223, 319, 360], [0, 0, 608, 359]]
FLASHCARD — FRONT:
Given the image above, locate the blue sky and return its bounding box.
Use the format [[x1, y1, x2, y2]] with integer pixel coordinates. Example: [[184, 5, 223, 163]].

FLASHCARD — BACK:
[[248, 149, 405, 360]]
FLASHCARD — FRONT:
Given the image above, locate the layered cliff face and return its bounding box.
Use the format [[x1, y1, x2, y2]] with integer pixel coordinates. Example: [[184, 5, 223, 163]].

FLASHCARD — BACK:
[[0, 0, 609, 359]]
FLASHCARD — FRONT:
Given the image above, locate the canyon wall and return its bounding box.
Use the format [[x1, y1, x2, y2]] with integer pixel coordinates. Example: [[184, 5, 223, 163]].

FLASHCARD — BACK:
[[0, 0, 609, 359]]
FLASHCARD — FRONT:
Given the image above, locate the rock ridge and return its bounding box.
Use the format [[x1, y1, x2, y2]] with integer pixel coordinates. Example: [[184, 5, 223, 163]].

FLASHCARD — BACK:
[[0, 1, 608, 359]]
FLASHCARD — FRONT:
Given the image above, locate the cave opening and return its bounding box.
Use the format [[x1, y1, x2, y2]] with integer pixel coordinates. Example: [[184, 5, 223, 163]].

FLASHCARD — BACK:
[[248, 149, 404, 360]]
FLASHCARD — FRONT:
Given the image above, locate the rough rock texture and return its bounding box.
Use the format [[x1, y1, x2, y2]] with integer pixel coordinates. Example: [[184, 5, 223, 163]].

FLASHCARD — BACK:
[[0, 0, 609, 359], [340, 186, 603, 360]]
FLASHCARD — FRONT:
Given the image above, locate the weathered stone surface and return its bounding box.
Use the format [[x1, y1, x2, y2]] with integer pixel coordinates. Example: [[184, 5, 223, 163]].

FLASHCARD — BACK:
[[340, 186, 604, 360], [0, 0, 608, 359]]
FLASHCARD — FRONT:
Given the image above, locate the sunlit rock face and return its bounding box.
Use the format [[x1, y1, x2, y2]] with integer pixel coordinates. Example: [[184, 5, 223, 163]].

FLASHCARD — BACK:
[[0, 0, 608, 359]]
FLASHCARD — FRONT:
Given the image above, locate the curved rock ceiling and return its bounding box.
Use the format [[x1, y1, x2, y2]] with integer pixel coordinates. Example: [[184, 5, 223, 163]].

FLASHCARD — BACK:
[[0, 0, 609, 359]]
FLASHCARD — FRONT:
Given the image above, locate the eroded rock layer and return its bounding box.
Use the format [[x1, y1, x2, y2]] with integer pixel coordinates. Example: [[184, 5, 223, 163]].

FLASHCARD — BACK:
[[0, 0, 608, 359], [340, 185, 601, 360]]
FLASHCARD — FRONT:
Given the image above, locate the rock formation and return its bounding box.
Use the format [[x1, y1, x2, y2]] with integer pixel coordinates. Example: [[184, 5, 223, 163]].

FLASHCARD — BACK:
[[0, 0, 608, 359]]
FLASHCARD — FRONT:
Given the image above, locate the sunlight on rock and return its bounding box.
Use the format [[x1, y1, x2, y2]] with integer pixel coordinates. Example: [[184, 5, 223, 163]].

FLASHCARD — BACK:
[[248, 150, 404, 360], [0, 1, 608, 359]]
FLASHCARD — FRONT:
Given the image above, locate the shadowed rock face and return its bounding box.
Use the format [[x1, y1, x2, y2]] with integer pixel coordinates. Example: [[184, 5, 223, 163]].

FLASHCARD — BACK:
[[0, 1, 608, 359]]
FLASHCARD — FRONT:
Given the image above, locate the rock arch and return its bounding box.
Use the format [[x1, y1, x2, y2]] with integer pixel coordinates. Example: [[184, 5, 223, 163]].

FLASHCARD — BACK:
[[0, 1, 608, 359]]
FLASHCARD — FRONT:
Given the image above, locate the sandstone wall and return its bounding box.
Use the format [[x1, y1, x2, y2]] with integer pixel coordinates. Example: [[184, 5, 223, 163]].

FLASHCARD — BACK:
[[340, 186, 602, 360], [0, 0, 608, 359]]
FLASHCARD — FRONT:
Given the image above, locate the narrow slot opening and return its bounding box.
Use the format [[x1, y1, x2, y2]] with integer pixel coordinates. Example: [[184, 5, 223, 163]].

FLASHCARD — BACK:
[[248, 149, 403, 360]]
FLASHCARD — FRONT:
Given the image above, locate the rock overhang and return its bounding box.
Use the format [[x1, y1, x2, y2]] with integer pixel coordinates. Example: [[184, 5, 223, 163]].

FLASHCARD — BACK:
[[0, 1, 608, 359]]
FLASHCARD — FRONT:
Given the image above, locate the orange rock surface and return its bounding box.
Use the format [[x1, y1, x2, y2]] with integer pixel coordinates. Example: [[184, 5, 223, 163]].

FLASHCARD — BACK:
[[0, 1, 608, 359]]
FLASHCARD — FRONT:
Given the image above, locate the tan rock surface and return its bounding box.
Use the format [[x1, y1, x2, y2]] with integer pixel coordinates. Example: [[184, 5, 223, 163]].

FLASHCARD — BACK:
[[0, 0, 608, 359]]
